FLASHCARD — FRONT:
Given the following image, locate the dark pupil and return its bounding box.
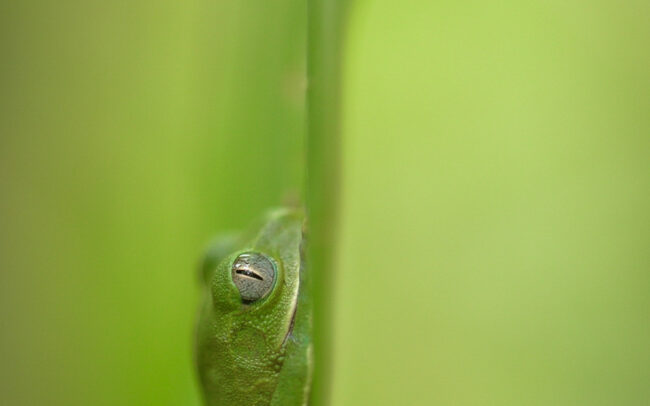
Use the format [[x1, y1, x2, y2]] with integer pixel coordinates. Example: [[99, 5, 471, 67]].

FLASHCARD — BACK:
[[234, 268, 263, 281]]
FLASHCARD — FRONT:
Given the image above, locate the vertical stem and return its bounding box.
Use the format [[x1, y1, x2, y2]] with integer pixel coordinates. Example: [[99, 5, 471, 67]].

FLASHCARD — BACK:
[[306, 0, 346, 405]]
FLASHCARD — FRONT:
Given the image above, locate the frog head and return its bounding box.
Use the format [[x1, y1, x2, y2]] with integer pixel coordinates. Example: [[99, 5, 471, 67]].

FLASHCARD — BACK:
[[196, 208, 304, 406]]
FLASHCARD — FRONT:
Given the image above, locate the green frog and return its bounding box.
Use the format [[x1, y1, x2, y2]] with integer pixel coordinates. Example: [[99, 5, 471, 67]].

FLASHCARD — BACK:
[[195, 208, 312, 406]]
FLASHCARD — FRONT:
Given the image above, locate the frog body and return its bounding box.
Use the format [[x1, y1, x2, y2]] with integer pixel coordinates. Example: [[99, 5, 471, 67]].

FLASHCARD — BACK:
[[196, 208, 311, 406]]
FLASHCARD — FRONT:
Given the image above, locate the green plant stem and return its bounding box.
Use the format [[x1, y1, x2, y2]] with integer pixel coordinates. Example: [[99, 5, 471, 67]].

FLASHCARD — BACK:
[[306, 0, 347, 405]]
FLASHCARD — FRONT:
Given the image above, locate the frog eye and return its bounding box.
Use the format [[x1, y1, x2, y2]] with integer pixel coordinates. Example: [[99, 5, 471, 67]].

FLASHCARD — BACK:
[[231, 252, 276, 303]]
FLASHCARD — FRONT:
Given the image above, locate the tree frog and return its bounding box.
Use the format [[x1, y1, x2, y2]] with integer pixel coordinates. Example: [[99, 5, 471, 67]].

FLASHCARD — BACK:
[[195, 208, 312, 406]]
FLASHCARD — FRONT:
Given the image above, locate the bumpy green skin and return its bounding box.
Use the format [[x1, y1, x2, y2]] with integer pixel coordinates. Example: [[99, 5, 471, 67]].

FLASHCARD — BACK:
[[196, 208, 312, 406]]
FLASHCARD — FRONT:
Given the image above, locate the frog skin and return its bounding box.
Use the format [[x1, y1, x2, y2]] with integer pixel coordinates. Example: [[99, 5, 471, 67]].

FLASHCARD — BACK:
[[195, 208, 312, 406]]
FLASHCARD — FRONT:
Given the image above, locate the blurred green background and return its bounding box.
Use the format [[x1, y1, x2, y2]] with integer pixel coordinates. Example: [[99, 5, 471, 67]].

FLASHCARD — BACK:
[[1, 1, 648, 405]]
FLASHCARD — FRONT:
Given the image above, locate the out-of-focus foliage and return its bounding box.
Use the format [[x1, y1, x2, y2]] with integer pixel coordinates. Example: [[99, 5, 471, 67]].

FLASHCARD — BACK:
[[0, 1, 304, 405], [332, 1, 650, 405]]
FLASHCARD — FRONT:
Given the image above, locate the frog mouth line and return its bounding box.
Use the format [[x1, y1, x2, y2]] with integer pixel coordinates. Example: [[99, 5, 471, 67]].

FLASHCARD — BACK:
[[282, 305, 297, 347]]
